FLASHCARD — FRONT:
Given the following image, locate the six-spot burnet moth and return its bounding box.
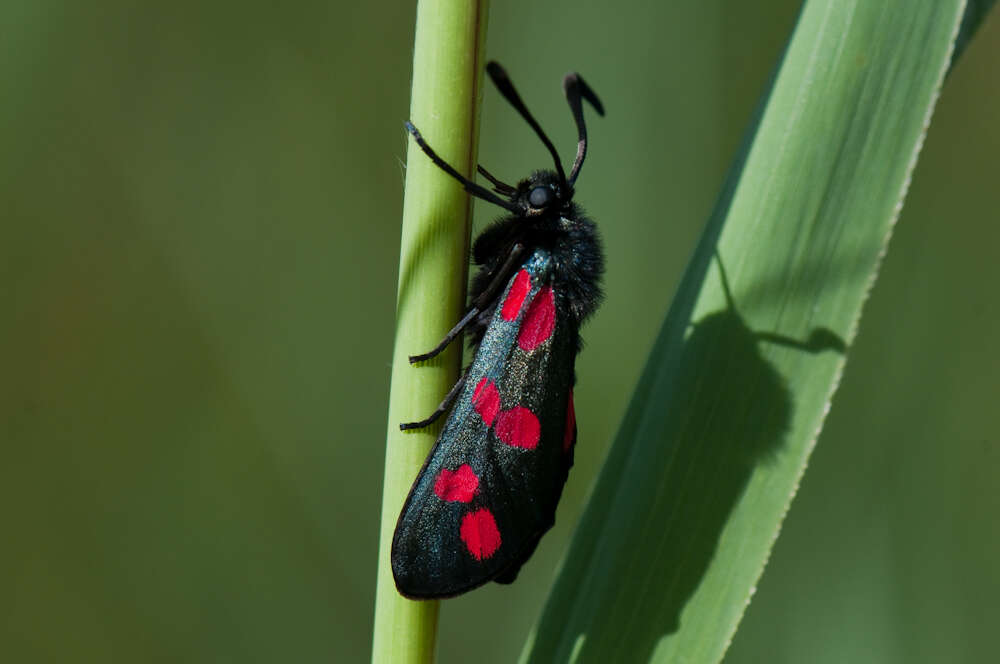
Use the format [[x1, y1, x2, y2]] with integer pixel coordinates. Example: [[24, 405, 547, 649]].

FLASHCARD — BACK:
[[392, 61, 605, 599]]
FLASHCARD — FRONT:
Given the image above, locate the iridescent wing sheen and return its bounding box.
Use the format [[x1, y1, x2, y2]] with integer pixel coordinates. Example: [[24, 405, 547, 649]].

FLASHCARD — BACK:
[[392, 249, 579, 599]]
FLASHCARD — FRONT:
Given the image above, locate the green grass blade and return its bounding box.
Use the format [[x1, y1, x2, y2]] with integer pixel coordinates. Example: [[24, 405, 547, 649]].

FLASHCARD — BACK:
[[372, 1, 489, 661], [522, 1, 973, 662]]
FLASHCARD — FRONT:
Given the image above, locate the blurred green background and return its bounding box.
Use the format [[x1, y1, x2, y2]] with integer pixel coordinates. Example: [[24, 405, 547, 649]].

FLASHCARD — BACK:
[[3, 1, 997, 662]]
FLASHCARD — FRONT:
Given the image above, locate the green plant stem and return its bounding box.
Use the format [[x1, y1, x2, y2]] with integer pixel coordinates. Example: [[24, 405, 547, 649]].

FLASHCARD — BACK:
[[371, 1, 489, 662]]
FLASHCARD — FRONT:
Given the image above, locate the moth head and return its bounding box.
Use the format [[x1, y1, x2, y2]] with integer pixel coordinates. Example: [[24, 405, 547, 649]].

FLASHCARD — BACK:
[[515, 170, 568, 217], [470, 64, 604, 217], [404, 63, 603, 217]]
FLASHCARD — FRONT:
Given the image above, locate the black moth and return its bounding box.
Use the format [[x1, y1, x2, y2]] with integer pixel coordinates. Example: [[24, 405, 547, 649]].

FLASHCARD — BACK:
[[392, 62, 605, 599]]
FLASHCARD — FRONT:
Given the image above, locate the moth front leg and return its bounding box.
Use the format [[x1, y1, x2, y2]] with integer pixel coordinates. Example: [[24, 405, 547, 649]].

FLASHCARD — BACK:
[[408, 242, 525, 364]]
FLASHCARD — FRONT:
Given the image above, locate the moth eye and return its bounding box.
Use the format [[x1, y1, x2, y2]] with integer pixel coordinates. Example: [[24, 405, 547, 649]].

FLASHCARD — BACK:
[[528, 186, 555, 209]]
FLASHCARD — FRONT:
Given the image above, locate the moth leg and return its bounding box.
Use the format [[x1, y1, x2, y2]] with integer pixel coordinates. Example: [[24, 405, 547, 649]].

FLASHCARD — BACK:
[[408, 243, 525, 364], [399, 372, 468, 431], [471, 242, 525, 309], [408, 308, 480, 364]]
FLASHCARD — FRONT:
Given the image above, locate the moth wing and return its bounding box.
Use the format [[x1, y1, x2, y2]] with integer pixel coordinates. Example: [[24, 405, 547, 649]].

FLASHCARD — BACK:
[[392, 254, 579, 598]]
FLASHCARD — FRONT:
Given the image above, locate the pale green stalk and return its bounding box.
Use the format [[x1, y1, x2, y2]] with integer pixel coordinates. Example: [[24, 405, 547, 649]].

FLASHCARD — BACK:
[[372, 1, 489, 662]]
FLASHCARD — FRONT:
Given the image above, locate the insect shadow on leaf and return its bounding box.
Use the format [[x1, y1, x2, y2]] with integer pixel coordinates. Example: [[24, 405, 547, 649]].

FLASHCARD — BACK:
[[570, 252, 846, 661]]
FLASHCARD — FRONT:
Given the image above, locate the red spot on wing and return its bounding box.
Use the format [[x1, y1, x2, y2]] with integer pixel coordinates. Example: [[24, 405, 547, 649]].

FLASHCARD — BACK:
[[494, 406, 541, 449], [518, 286, 556, 351], [433, 464, 479, 502], [501, 270, 532, 321], [563, 390, 576, 452], [472, 377, 500, 426], [460, 508, 501, 560]]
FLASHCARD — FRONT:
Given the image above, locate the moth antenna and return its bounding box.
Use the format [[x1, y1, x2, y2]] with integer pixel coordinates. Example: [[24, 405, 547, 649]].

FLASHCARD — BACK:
[[477, 165, 516, 195], [564, 72, 605, 186], [405, 123, 519, 212], [486, 62, 568, 192]]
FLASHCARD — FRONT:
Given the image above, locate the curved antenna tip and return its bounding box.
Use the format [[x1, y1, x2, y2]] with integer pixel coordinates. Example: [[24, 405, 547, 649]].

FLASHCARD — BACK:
[[564, 71, 605, 184], [564, 72, 605, 116], [486, 62, 569, 190]]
